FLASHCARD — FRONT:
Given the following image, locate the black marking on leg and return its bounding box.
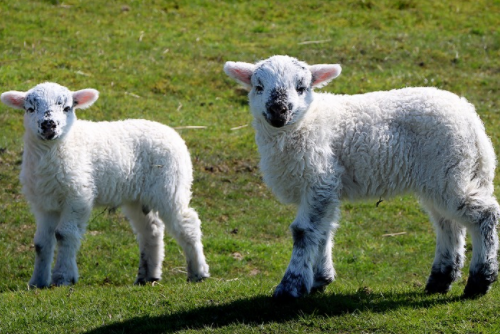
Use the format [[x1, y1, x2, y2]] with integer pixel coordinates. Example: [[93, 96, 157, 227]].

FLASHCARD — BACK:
[[464, 265, 498, 298], [292, 226, 317, 248], [142, 205, 151, 216], [34, 244, 43, 255], [55, 231, 63, 241], [136, 252, 148, 284], [292, 227, 305, 249], [135, 278, 146, 286], [426, 250, 462, 294], [425, 267, 456, 294], [479, 209, 499, 248], [272, 272, 308, 300], [309, 185, 337, 225]]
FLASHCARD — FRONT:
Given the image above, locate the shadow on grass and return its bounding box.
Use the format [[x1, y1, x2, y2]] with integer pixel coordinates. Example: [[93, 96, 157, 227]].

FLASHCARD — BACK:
[[84, 290, 464, 333]]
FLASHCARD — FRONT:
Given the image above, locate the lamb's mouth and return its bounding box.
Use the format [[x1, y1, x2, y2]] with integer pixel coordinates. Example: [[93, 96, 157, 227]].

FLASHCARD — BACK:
[[263, 113, 288, 128], [39, 131, 57, 140]]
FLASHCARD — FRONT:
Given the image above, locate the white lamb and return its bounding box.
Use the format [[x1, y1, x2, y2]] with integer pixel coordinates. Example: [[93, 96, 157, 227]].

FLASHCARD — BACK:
[[224, 55, 499, 299], [1, 82, 209, 287]]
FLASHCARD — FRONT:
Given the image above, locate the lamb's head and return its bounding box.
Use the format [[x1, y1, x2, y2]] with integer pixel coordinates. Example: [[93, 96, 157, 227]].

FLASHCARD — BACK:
[[224, 55, 341, 128], [1, 82, 99, 140]]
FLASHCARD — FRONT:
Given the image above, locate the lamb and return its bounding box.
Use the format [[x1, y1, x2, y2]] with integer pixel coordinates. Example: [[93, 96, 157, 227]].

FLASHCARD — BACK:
[[1, 82, 209, 287], [224, 55, 499, 299]]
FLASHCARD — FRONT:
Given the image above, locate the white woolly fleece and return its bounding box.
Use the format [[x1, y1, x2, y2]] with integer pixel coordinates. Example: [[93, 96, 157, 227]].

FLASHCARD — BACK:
[[225, 55, 499, 299], [1, 82, 209, 288]]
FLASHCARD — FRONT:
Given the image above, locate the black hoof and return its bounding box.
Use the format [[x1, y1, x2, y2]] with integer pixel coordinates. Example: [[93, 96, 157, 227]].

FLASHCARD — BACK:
[[424, 268, 457, 294], [272, 280, 308, 300], [310, 276, 333, 294], [463, 266, 497, 298], [463, 275, 494, 298], [272, 286, 300, 300], [187, 274, 209, 283], [425, 277, 452, 294], [134, 277, 160, 285]]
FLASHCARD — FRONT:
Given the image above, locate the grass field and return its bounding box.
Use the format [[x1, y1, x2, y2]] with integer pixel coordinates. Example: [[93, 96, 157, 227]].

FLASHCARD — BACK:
[[1, 0, 500, 333]]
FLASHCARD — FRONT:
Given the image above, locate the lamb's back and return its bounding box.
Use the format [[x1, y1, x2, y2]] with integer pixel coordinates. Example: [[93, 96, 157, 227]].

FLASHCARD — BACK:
[[23, 119, 191, 210], [314, 87, 491, 200]]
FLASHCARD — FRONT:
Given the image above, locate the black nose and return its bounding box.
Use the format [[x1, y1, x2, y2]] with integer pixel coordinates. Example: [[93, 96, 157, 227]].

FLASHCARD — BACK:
[[268, 103, 288, 116], [41, 120, 56, 132]]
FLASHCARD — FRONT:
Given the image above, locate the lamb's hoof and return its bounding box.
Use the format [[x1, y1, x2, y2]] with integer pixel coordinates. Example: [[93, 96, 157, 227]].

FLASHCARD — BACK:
[[272, 278, 308, 300], [425, 272, 454, 294], [273, 285, 300, 300], [311, 276, 333, 294], [187, 273, 210, 283], [134, 277, 160, 285], [28, 280, 50, 289], [463, 272, 496, 298], [51, 273, 77, 287]]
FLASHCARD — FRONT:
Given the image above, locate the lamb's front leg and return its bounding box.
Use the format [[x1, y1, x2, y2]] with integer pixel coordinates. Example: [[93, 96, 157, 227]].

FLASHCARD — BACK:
[[311, 228, 337, 292], [29, 209, 60, 288], [273, 197, 339, 299], [51, 206, 91, 286]]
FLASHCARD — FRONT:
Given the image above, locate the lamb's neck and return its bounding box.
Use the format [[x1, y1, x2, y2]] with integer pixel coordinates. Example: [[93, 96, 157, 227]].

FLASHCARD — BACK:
[[23, 132, 64, 163], [253, 115, 317, 154]]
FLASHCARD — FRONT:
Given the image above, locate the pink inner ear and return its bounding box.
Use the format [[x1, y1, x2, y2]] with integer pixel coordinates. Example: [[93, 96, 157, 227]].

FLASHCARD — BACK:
[[74, 91, 95, 105], [311, 65, 341, 87], [1, 92, 26, 109], [73, 89, 98, 108], [8, 95, 25, 108], [233, 68, 252, 85], [314, 71, 334, 84]]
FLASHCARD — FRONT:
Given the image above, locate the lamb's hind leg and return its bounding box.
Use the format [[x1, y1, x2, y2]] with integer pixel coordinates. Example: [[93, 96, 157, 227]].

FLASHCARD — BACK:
[[160, 207, 209, 282], [459, 197, 500, 297], [423, 204, 466, 294], [122, 202, 165, 284]]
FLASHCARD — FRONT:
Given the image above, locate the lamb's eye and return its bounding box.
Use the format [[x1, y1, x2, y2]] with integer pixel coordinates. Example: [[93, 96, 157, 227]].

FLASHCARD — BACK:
[[296, 86, 307, 95], [255, 85, 264, 93], [26, 107, 35, 113], [63, 106, 71, 112]]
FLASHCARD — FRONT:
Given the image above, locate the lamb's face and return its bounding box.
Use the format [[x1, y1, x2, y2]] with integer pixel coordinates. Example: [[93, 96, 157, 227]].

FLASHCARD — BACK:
[[250, 57, 314, 128], [23, 83, 76, 141], [224, 55, 342, 128], [1, 82, 99, 141]]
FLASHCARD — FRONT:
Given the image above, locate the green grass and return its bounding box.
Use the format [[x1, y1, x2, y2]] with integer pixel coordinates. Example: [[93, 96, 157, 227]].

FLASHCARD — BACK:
[[1, 0, 500, 332]]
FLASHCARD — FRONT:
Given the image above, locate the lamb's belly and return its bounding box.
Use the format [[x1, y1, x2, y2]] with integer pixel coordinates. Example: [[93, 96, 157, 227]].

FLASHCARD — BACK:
[[340, 163, 412, 200], [94, 186, 130, 208]]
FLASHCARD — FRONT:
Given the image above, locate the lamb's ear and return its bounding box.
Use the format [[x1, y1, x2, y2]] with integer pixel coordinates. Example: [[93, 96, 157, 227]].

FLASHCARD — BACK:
[[1, 91, 27, 110], [224, 61, 255, 90], [72, 89, 99, 109], [309, 64, 342, 88]]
